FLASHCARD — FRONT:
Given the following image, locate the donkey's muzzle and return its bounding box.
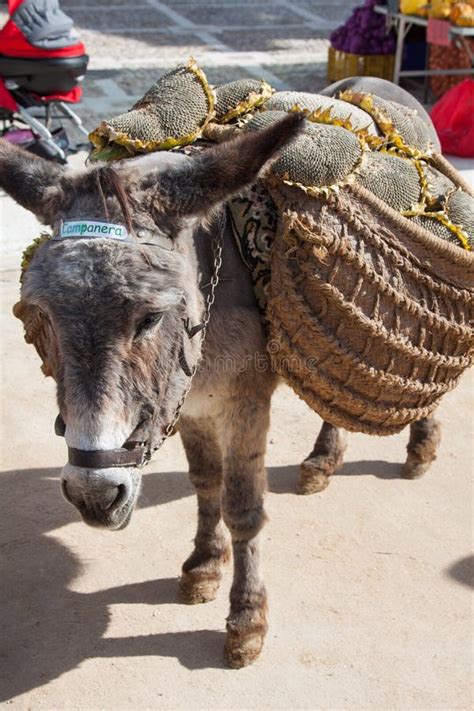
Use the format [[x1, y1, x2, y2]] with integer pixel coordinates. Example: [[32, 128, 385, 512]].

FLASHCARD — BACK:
[[61, 475, 129, 514], [61, 464, 136, 528]]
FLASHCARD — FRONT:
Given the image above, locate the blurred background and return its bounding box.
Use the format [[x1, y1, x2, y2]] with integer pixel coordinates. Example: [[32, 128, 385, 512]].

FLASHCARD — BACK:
[[1, 0, 472, 162], [0, 0, 362, 129]]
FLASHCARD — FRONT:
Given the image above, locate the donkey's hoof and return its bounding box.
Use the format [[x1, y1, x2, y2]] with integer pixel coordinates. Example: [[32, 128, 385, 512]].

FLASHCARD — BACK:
[[180, 545, 231, 604], [225, 608, 267, 668], [401, 459, 431, 479], [179, 571, 221, 604], [297, 461, 331, 495], [224, 629, 265, 668]]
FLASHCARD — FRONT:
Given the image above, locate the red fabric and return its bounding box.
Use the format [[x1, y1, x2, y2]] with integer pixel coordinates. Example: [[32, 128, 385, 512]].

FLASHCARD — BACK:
[[0, 77, 18, 111], [430, 79, 474, 158], [0, 78, 81, 109], [32, 85, 83, 103], [8, 0, 24, 13], [0, 20, 86, 58], [427, 18, 451, 47]]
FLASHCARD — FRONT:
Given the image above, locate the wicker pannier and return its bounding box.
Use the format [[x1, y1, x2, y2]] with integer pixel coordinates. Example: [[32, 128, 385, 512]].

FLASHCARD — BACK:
[[266, 179, 474, 436]]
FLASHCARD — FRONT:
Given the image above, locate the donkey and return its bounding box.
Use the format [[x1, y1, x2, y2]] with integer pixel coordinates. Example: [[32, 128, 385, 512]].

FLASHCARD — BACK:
[[1, 113, 440, 668]]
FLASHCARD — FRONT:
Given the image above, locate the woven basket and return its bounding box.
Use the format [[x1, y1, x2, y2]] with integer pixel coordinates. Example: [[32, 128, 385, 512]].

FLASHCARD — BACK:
[[266, 174, 474, 435], [327, 46, 395, 82]]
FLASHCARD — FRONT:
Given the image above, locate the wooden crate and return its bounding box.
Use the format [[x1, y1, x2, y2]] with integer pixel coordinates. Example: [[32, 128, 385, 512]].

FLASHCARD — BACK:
[[327, 46, 395, 82]]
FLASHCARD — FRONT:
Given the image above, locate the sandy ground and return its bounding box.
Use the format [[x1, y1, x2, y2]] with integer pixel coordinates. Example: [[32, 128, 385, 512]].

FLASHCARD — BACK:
[[1, 156, 473, 709]]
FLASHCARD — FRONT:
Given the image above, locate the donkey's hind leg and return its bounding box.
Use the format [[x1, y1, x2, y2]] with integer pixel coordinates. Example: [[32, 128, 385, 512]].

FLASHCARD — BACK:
[[298, 421, 347, 494], [178, 416, 231, 604], [402, 415, 441, 479]]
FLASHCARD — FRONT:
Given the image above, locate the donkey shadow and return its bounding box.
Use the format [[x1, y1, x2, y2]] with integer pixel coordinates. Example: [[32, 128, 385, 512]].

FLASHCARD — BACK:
[[0, 467, 227, 703], [2, 457, 407, 700], [267, 460, 403, 494]]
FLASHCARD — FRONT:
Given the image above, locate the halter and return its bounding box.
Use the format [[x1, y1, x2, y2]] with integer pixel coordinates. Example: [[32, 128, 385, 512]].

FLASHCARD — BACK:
[[55, 411, 151, 468], [54, 209, 225, 470]]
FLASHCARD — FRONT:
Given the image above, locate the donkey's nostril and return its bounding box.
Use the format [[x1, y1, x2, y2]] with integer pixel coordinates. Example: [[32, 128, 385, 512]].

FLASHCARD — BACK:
[[60, 465, 134, 522], [106, 483, 130, 513]]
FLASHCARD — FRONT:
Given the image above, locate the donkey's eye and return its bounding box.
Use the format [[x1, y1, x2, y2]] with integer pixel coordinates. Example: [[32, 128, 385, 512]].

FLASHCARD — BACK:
[[135, 312, 163, 338]]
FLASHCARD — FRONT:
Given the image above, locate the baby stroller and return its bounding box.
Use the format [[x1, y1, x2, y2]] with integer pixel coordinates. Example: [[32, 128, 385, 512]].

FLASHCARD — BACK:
[[0, 0, 89, 162]]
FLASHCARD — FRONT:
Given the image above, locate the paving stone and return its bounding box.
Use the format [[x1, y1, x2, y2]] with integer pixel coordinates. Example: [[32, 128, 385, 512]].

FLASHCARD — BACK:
[[66, 7, 172, 32], [298, 4, 358, 22], [168, 4, 306, 27], [80, 29, 206, 65], [80, 75, 110, 99], [298, 0, 361, 9], [160, 0, 279, 4], [114, 67, 170, 96], [218, 26, 329, 53], [201, 65, 257, 85], [62, 0, 142, 6]]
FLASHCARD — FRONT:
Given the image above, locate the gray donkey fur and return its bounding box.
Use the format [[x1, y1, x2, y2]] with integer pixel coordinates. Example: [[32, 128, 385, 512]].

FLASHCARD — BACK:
[[0, 113, 440, 668]]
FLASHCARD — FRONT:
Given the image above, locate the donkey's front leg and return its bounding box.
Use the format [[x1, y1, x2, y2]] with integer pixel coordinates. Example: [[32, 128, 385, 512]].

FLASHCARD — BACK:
[[179, 416, 231, 604], [221, 397, 271, 669], [298, 421, 347, 494]]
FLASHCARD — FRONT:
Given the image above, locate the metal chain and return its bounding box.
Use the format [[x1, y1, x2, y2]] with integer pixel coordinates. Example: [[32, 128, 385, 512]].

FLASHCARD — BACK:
[[142, 208, 225, 465]]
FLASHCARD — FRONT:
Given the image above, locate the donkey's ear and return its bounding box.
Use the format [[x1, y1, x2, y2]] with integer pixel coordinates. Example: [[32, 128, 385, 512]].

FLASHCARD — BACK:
[[0, 139, 70, 224], [155, 112, 305, 216]]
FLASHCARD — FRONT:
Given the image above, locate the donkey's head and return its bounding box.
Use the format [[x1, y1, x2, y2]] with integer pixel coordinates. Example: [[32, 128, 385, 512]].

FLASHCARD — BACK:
[[1, 113, 303, 529]]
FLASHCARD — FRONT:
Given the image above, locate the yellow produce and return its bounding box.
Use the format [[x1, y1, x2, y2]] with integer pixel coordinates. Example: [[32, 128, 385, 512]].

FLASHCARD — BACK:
[[450, 1, 474, 24], [430, 0, 453, 18], [400, 0, 430, 16]]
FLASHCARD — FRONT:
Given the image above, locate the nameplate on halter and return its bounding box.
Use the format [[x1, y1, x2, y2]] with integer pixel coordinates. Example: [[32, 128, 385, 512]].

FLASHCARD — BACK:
[[53, 220, 132, 242]]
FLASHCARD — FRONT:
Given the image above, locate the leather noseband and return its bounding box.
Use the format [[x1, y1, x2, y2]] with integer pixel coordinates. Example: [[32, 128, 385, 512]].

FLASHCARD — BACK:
[[55, 413, 150, 469], [67, 444, 147, 469]]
